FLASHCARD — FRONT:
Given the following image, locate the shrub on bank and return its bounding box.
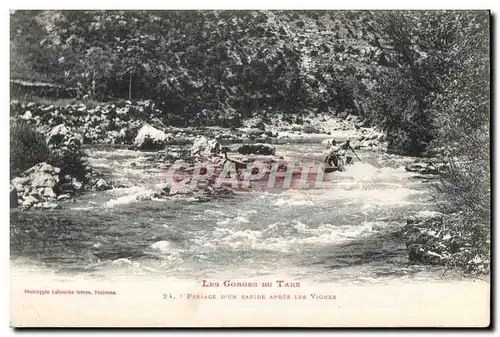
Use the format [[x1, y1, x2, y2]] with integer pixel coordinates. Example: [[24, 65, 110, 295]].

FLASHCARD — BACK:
[[47, 148, 89, 184], [10, 119, 49, 179], [10, 119, 88, 182], [403, 213, 490, 275]]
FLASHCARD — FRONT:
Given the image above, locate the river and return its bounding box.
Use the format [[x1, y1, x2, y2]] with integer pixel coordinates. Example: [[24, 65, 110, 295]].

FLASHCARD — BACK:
[[10, 143, 458, 284]]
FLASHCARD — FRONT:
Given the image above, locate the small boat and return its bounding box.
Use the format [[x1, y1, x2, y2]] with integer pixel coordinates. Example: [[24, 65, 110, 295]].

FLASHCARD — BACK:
[[323, 156, 353, 173], [323, 166, 342, 173]]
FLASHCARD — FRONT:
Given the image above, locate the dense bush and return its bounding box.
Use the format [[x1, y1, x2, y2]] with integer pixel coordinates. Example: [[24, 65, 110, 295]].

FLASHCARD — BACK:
[[10, 118, 88, 182], [393, 10, 490, 274], [431, 12, 490, 268], [431, 12, 490, 214], [10, 119, 49, 179], [47, 148, 89, 183], [404, 213, 490, 275]]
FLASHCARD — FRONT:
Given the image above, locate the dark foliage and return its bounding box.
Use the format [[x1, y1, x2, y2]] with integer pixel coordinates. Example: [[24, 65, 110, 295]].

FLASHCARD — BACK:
[[10, 119, 49, 179], [10, 119, 88, 182]]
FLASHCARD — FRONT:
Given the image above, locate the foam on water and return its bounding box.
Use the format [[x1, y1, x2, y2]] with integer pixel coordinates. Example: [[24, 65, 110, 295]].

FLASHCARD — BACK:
[[216, 215, 250, 226], [111, 258, 136, 267], [151, 240, 173, 252], [258, 182, 427, 209], [103, 186, 165, 207], [190, 219, 390, 254], [272, 195, 314, 207], [204, 209, 226, 216], [10, 144, 443, 282], [314, 186, 427, 205], [70, 206, 98, 210], [91, 258, 161, 276]]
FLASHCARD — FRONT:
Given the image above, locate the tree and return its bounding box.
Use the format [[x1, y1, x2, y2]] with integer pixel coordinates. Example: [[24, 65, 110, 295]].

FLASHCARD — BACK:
[[431, 11, 490, 222], [79, 46, 116, 99]]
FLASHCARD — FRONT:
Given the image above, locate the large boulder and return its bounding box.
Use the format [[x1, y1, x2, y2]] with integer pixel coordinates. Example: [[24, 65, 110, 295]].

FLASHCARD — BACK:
[[190, 136, 221, 157], [237, 143, 276, 156], [46, 124, 83, 151], [20, 110, 33, 121], [23, 163, 61, 188], [133, 124, 170, 150], [302, 124, 320, 134], [12, 162, 62, 209]]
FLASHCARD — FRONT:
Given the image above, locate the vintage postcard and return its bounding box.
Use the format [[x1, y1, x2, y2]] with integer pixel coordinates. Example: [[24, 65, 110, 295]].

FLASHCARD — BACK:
[[9, 9, 491, 327]]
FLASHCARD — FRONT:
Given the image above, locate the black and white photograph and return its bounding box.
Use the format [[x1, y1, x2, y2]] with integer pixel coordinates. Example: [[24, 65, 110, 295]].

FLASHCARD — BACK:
[[8, 9, 491, 327]]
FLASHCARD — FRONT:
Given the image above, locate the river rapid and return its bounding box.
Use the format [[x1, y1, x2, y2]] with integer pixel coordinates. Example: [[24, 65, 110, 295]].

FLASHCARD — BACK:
[[10, 143, 463, 284]]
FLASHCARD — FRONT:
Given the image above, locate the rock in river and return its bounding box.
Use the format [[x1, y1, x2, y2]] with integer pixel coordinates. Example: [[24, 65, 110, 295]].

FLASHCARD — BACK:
[[237, 143, 276, 156], [94, 178, 112, 191], [133, 124, 171, 150], [22, 163, 61, 190], [21, 195, 40, 208], [190, 136, 221, 157], [301, 124, 320, 134], [405, 161, 442, 175]]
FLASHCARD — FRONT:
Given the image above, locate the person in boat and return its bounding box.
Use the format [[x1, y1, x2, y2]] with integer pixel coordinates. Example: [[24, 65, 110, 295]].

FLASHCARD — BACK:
[[325, 138, 354, 167], [324, 139, 340, 167], [338, 139, 354, 165]]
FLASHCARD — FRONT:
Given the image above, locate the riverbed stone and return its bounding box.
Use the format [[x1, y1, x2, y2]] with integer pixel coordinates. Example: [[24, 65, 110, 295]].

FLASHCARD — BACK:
[[57, 194, 71, 201], [42, 187, 57, 199], [72, 178, 83, 191], [237, 143, 276, 156], [405, 161, 442, 175], [94, 178, 111, 191], [133, 124, 170, 150], [302, 124, 320, 134], [190, 136, 221, 157], [21, 195, 39, 208], [156, 185, 171, 196], [46, 123, 83, 151], [136, 194, 152, 201]]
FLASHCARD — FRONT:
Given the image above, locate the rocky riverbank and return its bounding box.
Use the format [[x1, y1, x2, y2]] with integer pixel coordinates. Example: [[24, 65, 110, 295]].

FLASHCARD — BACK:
[[10, 100, 388, 148], [9, 99, 393, 208], [9, 120, 112, 210], [402, 211, 490, 275], [11, 99, 453, 209], [10, 162, 108, 209]]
